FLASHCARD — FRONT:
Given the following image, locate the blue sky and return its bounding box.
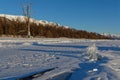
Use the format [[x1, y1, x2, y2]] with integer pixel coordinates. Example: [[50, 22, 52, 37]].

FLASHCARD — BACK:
[[0, 0, 120, 34]]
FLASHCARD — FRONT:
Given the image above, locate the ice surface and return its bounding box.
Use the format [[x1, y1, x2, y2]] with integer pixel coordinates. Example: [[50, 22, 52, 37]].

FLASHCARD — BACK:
[[0, 38, 119, 80]]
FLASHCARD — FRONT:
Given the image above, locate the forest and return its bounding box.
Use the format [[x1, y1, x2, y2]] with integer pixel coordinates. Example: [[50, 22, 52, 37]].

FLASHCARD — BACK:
[[0, 17, 109, 39]]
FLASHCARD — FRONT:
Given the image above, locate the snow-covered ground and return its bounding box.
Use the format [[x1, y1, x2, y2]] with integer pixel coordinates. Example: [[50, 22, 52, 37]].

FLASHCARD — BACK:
[[0, 38, 120, 80]]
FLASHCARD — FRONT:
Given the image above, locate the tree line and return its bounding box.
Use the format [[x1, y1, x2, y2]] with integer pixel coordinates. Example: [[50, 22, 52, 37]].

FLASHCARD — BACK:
[[0, 17, 109, 39]]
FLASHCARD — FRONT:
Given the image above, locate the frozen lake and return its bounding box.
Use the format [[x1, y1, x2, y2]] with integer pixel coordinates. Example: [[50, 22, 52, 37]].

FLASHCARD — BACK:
[[0, 38, 120, 80]]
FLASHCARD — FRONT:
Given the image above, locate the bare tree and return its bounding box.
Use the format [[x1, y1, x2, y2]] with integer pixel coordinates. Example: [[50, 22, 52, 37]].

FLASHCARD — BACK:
[[22, 3, 31, 38]]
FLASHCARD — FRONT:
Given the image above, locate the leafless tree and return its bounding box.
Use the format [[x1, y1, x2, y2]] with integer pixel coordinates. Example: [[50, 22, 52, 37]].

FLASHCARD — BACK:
[[22, 3, 31, 38]]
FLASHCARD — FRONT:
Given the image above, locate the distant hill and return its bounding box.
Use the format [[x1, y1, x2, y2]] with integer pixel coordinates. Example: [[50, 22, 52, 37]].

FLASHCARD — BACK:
[[0, 14, 109, 39], [102, 33, 120, 40]]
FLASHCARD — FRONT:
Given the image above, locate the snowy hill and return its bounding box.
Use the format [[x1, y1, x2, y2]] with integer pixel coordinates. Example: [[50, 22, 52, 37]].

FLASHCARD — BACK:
[[102, 33, 120, 40], [0, 14, 109, 39], [0, 14, 61, 27]]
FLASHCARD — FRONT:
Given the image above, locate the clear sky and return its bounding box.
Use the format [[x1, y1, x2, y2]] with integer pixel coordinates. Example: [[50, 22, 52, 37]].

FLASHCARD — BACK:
[[0, 0, 120, 34]]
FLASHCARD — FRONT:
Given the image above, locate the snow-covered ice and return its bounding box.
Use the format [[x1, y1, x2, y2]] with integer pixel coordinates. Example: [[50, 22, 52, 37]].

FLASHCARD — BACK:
[[0, 38, 120, 80]]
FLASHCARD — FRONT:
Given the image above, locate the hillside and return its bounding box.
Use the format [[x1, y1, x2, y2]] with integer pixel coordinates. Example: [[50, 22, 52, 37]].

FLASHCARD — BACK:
[[102, 33, 120, 40], [0, 14, 109, 39]]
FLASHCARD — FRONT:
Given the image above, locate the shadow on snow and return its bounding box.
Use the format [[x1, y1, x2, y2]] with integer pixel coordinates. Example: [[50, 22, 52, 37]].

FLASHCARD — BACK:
[[32, 42, 87, 49], [20, 43, 120, 80], [20, 43, 87, 59], [69, 57, 119, 80], [98, 46, 120, 51]]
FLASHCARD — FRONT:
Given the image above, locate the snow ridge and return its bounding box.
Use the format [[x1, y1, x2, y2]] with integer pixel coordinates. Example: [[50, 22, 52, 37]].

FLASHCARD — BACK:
[[0, 14, 69, 28], [102, 33, 120, 39]]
